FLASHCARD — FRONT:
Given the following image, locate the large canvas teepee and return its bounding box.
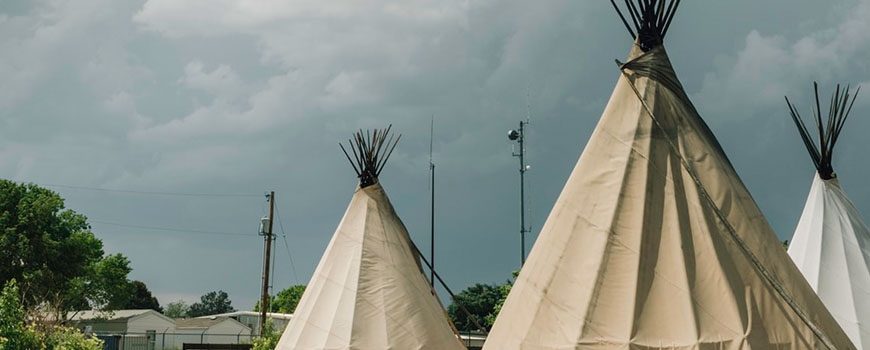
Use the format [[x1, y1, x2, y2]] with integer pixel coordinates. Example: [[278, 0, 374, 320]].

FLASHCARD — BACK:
[[276, 127, 465, 350], [483, 2, 854, 349], [786, 83, 870, 349]]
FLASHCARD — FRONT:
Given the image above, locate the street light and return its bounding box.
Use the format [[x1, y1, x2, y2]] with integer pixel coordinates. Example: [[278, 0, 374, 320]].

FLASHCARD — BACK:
[[508, 121, 530, 266]]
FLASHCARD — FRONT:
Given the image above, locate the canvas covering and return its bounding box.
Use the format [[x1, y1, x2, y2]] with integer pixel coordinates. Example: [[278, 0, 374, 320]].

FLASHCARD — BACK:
[[483, 44, 854, 349], [789, 175, 870, 349], [276, 183, 465, 350]]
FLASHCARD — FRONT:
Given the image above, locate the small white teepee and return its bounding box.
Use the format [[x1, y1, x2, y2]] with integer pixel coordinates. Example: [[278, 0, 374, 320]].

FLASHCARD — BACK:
[[786, 83, 870, 350], [275, 127, 465, 350], [483, 2, 854, 349]]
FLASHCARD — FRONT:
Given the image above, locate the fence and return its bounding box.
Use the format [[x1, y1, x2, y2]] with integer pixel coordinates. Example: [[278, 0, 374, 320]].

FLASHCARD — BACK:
[[182, 345, 252, 350], [92, 330, 484, 350], [458, 331, 486, 350], [91, 331, 253, 350]]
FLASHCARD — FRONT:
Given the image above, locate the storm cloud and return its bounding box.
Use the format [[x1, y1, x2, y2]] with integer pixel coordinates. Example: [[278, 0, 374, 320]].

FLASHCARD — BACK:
[[1, 0, 869, 308]]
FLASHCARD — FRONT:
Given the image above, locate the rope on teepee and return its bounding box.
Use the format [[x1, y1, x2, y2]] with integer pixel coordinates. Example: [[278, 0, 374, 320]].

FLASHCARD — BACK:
[[617, 60, 840, 350]]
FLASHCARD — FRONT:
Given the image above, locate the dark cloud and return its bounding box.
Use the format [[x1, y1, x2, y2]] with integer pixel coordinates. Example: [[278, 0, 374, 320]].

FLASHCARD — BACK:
[[2, 0, 869, 309]]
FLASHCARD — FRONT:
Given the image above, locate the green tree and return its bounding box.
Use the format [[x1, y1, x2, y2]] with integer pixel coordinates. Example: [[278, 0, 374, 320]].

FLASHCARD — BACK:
[[484, 282, 512, 326], [126, 281, 162, 312], [163, 300, 190, 318], [92, 254, 134, 310], [188, 290, 235, 317], [272, 285, 305, 313], [485, 270, 518, 326], [254, 285, 306, 313], [447, 283, 509, 332], [63, 254, 133, 313], [0, 180, 132, 316]]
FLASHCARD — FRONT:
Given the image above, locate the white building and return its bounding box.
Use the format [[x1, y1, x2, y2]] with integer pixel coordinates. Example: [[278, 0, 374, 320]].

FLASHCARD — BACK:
[[200, 311, 292, 336], [69, 309, 176, 349]]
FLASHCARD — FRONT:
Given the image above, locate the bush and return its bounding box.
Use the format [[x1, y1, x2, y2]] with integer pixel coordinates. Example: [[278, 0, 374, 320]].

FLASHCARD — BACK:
[[252, 320, 281, 350], [0, 279, 40, 349], [1, 279, 103, 350], [40, 325, 104, 350]]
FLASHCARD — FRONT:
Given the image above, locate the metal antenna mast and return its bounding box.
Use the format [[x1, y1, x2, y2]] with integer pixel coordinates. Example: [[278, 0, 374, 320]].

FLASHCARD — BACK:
[[508, 97, 531, 266], [429, 116, 436, 287]]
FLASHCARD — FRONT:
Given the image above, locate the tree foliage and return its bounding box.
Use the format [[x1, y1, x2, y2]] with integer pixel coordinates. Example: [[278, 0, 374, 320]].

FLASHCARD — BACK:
[[88, 254, 133, 310], [254, 285, 306, 314], [0, 180, 132, 316], [484, 270, 518, 326], [273, 285, 305, 313], [448, 271, 517, 333], [447, 283, 509, 332], [126, 281, 162, 312], [163, 300, 190, 318], [188, 290, 235, 317], [484, 283, 512, 326]]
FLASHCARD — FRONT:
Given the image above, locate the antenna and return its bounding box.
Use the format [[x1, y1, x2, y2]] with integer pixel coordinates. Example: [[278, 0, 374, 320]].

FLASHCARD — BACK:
[[526, 88, 532, 124], [525, 88, 533, 236], [429, 116, 434, 167], [509, 92, 532, 266], [429, 115, 436, 288]]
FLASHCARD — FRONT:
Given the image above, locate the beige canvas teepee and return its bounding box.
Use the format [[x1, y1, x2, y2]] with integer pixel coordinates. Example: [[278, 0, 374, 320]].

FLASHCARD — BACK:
[[483, 1, 854, 349], [276, 127, 465, 350], [786, 84, 870, 349]]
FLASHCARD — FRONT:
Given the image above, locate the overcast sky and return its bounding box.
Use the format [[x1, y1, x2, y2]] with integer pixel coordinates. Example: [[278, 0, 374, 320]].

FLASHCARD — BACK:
[[2, 0, 869, 310]]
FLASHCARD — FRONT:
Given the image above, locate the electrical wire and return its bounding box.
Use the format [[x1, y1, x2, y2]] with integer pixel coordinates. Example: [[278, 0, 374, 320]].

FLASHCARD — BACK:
[[89, 219, 252, 237], [41, 183, 262, 198], [274, 201, 299, 285]]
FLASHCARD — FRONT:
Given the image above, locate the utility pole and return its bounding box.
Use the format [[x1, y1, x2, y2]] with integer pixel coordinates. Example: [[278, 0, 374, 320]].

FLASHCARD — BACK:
[[508, 121, 529, 266], [259, 191, 275, 337]]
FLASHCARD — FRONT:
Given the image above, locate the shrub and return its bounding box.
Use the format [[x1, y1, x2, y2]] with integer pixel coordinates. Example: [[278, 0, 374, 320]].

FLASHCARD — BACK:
[[252, 320, 281, 350], [1, 279, 103, 350], [41, 325, 103, 350]]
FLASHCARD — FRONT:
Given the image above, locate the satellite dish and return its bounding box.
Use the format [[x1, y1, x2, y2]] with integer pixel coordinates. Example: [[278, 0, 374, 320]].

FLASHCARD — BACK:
[[508, 129, 520, 141]]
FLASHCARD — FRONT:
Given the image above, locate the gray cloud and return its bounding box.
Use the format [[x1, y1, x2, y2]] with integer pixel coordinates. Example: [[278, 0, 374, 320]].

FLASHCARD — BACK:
[[2, 0, 869, 309], [691, 0, 870, 239]]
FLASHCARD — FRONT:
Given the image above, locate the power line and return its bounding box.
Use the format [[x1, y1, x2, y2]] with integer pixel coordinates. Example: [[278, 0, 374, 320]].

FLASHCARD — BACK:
[[89, 219, 252, 237], [41, 183, 262, 198], [274, 201, 299, 285]]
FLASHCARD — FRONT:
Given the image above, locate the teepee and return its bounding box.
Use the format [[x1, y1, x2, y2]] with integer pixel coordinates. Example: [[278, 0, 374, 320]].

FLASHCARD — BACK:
[[786, 83, 869, 349], [276, 127, 465, 349], [483, 1, 854, 349]]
